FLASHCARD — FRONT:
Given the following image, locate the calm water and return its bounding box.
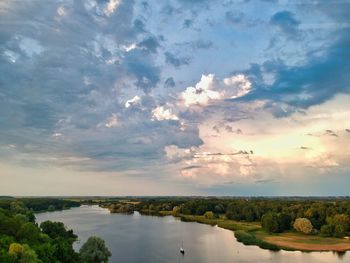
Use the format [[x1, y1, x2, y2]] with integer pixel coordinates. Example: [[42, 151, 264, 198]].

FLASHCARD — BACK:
[[36, 206, 349, 263]]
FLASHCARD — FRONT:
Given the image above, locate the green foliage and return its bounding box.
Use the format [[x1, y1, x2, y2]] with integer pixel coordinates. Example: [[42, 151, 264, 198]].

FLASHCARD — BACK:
[[320, 214, 350, 238], [261, 212, 291, 233], [9, 243, 41, 263], [320, 224, 334, 237], [17, 223, 40, 244], [334, 224, 346, 238], [40, 221, 77, 241], [0, 200, 81, 263], [79, 236, 111, 263], [234, 231, 280, 251], [203, 211, 215, 219]]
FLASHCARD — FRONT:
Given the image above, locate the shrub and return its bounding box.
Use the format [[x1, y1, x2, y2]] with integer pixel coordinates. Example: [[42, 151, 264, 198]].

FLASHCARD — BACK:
[[204, 211, 215, 219], [320, 224, 333, 237], [234, 231, 280, 251]]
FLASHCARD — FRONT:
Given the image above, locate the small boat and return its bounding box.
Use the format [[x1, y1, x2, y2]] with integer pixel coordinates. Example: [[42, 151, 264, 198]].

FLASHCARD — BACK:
[[180, 241, 185, 254]]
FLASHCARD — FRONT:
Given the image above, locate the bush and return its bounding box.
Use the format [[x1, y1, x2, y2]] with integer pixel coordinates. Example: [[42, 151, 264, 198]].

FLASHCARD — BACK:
[[334, 224, 346, 238], [293, 218, 313, 234], [320, 224, 333, 237], [234, 231, 280, 251], [204, 211, 215, 219]]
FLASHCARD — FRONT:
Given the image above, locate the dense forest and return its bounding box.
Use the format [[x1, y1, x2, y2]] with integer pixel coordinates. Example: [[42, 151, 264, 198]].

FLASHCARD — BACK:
[[0, 198, 111, 263], [106, 197, 350, 238]]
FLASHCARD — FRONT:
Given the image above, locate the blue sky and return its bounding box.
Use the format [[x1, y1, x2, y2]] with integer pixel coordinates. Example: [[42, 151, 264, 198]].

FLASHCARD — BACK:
[[1, 0, 350, 196]]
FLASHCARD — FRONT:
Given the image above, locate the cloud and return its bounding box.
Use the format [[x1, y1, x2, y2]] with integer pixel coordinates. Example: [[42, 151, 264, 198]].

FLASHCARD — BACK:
[[138, 36, 160, 53], [105, 0, 122, 16], [223, 74, 252, 99], [270, 11, 300, 36], [180, 73, 253, 108], [300, 146, 310, 150], [164, 51, 190, 68], [324, 130, 338, 137], [1, 0, 350, 194], [125, 96, 141, 108], [225, 11, 244, 24], [181, 74, 222, 107], [104, 113, 119, 128], [152, 106, 179, 121], [164, 77, 175, 88], [164, 145, 194, 162]]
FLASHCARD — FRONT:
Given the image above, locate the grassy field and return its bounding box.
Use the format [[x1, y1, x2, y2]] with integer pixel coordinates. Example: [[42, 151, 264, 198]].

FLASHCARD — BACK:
[[174, 214, 261, 232], [255, 230, 350, 251]]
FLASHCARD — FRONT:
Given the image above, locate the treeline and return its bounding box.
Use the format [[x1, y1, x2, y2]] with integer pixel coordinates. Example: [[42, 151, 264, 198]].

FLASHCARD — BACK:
[[0, 200, 111, 263], [0, 198, 80, 212], [131, 198, 350, 238]]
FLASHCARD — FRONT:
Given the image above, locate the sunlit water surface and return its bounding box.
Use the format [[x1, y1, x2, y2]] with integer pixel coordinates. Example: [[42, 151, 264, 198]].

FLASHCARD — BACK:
[[36, 205, 349, 263]]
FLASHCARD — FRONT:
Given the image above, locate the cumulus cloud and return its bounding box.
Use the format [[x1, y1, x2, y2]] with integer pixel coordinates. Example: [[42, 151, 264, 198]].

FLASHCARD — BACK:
[[105, 0, 122, 16], [152, 106, 179, 121], [104, 113, 119, 128], [180, 74, 221, 107], [180, 73, 252, 108], [125, 96, 141, 108], [223, 74, 252, 99], [164, 145, 194, 162]]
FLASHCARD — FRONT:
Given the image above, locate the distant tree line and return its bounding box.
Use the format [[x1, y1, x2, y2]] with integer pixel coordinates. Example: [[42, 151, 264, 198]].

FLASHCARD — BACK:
[[131, 198, 350, 238]]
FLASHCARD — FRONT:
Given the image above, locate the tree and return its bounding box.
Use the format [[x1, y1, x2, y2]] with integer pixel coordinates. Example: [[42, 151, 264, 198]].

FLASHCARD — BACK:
[[79, 236, 111, 263], [214, 204, 225, 214], [293, 218, 313, 234], [334, 224, 346, 238], [9, 243, 41, 263], [204, 211, 215, 219], [261, 213, 281, 233], [40, 221, 76, 241], [279, 213, 292, 231], [320, 224, 333, 237], [17, 223, 40, 244]]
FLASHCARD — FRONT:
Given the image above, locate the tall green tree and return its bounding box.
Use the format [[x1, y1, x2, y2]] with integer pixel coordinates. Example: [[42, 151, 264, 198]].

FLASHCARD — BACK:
[[79, 236, 111, 263]]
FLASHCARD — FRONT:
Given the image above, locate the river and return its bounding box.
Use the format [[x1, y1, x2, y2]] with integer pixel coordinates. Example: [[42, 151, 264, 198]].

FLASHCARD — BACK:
[[35, 205, 349, 263]]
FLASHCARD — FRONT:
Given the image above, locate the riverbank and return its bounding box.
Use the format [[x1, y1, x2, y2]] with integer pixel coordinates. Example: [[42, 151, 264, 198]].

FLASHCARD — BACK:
[[139, 211, 350, 252]]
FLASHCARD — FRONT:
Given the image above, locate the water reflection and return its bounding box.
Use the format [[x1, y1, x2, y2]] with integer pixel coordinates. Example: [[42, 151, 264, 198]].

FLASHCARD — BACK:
[[36, 206, 349, 263]]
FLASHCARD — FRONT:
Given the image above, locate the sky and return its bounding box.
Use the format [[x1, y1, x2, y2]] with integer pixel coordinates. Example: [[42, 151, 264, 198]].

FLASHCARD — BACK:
[[0, 0, 350, 196]]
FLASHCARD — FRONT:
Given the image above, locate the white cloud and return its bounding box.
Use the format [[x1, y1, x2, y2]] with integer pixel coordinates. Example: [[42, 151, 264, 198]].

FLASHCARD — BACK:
[[223, 74, 252, 99], [165, 145, 194, 161], [18, 36, 44, 57], [3, 50, 19, 63], [152, 106, 178, 121], [181, 74, 222, 107], [121, 43, 137, 52], [57, 6, 66, 16], [105, 113, 118, 128], [125, 95, 141, 108], [105, 0, 121, 16]]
